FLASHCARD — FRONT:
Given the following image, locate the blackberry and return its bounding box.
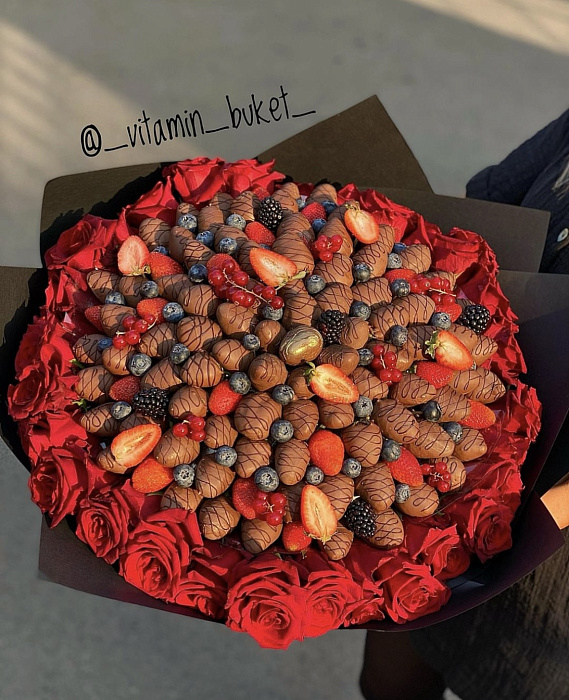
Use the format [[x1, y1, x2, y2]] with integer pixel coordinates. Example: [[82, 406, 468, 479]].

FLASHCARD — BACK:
[[132, 387, 169, 418], [256, 197, 284, 232], [342, 499, 377, 538], [458, 304, 491, 334], [317, 310, 346, 345]]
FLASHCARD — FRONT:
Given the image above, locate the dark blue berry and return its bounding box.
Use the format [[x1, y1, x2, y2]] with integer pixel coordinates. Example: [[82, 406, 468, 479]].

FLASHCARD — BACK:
[[173, 463, 196, 488], [177, 213, 197, 232], [387, 253, 402, 269], [217, 237, 238, 255], [262, 304, 283, 321], [170, 343, 190, 365], [270, 419, 294, 443], [105, 291, 125, 305], [389, 325, 408, 348], [350, 301, 371, 320], [214, 446, 238, 467], [305, 466, 325, 485], [153, 245, 168, 254], [189, 263, 208, 283], [312, 218, 326, 233], [430, 312, 452, 330], [381, 439, 402, 462], [111, 401, 132, 420], [272, 384, 295, 405], [140, 280, 159, 298], [254, 466, 279, 492], [321, 200, 337, 216], [97, 337, 113, 351], [423, 400, 442, 422], [162, 302, 185, 322], [395, 483, 411, 503], [392, 242, 407, 254], [342, 457, 362, 478], [358, 348, 374, 366], [353, 263, 371, 283], [442, 422, 463, 443], [196, 230, 214, 248], [305, 275, 326, 295], [390, 279, 411, 298], [127, 353, 152, 376], [229, 372, 251, 395], [353, 395, 373, 418], [242, 334, 261, 351], [225, 213, 246, 230]]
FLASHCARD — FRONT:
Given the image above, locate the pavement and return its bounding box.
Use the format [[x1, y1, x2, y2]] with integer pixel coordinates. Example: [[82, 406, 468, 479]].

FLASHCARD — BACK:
[[1, 1, 568, 698]]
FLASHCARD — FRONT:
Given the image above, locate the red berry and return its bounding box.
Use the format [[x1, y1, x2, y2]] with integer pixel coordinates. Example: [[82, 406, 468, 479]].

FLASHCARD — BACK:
[[223, 259, 236, 274], [384, 351, 397, 368], [266, 512, 282, 526], [134, 319, 149, 334], [125, 330, 140, 345], [142, 313, 156, 325], [188, 416, 205, 430], [122, 315, 137, 330], [242, 292, 255, 308], [410, 280, 421, 294], [419, 278, 431, 292], [173, 423, 189, 438], [431, 292, 443, 305], [253, 284, 265, 296], [273, 507, 286, 517], [269, 492, 287, 507], [253, 495, 268, 515], [438, 481, 450, 493], [209, 269, 225, 285], [372, 343, 385, 357], [271, 296, 284, 309], [330, 234, 343, 249], [226, 287, 239, 302], [390, 369, 403, 382], [371, 357, 384, 370], [319, 250, 333, 262], [379, 368, 393, 382], [233, 290, 247, 305], [431, 277, 443, 289], [261, 286, 276, 301], [113, 335, 127, 349], [233, 270, 249, 286], [441, 278, 452, 292], [315, 236, 328, 252], [421, 463, 434, 475], [191, 430, 206, 442]]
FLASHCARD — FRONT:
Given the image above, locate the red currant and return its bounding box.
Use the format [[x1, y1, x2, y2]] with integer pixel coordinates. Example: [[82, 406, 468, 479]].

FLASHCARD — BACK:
[[142, 313, 156, 325], [441, 278, 451, 292], [266, 512, 282, 526], [319, 250, 333, 262], [419, 278, 431, 292], [134, 319, 149, 334], [252, 284, 265, 296], [390, 369, 403, 383], [188, 416, 205, 431], [410, 280, 421, 294], [242, 292, 255, 308], [437, 480, 450, 493], [271, 296, 284, 309], [233, 270, 249, 286], [384, 351, 397, 368], [209, 269, 225, 285], [269, 492, 287, 507], [226, 287, 239, 302], [191, 430, 206, 442], [122, 315, 137, 331], [261, 286, 276, 301], [421, 463, 434, 475], [233, 290, 247, 306], [112, 335, 127, 349], [253, 495, 268, 514], [372, 343, 385, 357], [379, 368, 393, 382], [431, 292, 443, 305], [315, 236, 328, 252], [173, 423, 189, 438], [432, 277, 443, 290], [370, 357, 384, 370], [330, 234, 343, 249], [125, 330, 140, 345], [223, 259, 236, 274]]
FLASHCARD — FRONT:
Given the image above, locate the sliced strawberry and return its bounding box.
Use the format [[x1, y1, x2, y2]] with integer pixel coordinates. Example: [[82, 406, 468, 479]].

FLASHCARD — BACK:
[[84, 305, 105, 332], [308, 430, 344, 476], [282, 521, 312, 552], [300, 485, 337, 543], [148, 252, 184, 280], [136, 298, 167, 324], [109, 375, 141, 402], [386, 448, 424, 486], [460, 400, 496, 429], [131, 456, 173, 493], [117, 236, 151, 276], [307, 363, 359, 404], [110, 424, 162, 468], [425, 330, 473, 371], [245, 221, 276, 246], [232, 477, 259, 520], [206, 253, 237, 272], [302, 202, 326, 223], [249, 248, 298, 287], [415, 361, 455, 389], [384, 269, 416, 284], [208, 381, 242, 415], [344, 204, 380, 244]]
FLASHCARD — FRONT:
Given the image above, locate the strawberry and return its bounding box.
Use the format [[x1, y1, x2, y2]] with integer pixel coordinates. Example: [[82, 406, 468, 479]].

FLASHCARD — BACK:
[[131, 456, 173, 493], [84, 305, 105, 332], [425, 330, 473, 371], [308, 430, 344, 476], [117, 236, 151, 276], [206, 253, 237, 272], [109, 375, 141, 402], [252, 185, 270, 200], [136, 298, 167, 323], [282, 521, 312, 552], [232, 477, 259, 520], [384, 269, 416, 284], [245, 222, 276, 246], [434, 300, 462, 322], [344, 204, 380, 244], [306, 363, 359, 404], [386, 448, 424, 486], [302, 202, 326, 223], [148, 252, 184, 280], [300, 485, 337, 543], [249, 248, 298, 287], [208, 381, 242, 415], [415, 361, 455, 389], [110, 424, 162, 468], [460, 400, 496, 429]]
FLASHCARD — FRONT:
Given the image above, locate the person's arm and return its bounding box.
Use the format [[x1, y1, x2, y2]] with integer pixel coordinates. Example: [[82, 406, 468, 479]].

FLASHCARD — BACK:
[[541, 474, 569, 529], [466, 108, 569, 205]]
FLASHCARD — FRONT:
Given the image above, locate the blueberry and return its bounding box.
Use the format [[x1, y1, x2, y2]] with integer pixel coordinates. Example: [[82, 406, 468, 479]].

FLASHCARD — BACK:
[[242, 334, 261, 351], [430, 312, 452, 330], [342, 457, 362, 478], [105, 291, 125, 305], [423, 400, 442, 422], [217, 237, 238, 255], [272, 384, 295, 405], [153, 245, 168, 254], [390, 279, 411, 298], [442, 422, 463, 443], [270, 419, 294, 443], [387, 253, 402, 269], [381, 439, 402, 462], [353, 395, 373, 419], [395, 483, 411, 503], [162, 302, 185, 322], [214, 445, 238, 467], [353, 263, 371, 283], [358, 348, 374, 366], [262, 304, 283, 321], [173, 463, 196, 488], [350, 301, 371, 320], [229, 372, 251, 395], [128, 353, 152, 376], [196, 230, 214, 248], [390, 325, 408, 348], [97, 337, 113, 351], [170, 343, 190, 365], [305, 275, 326, 296], [305, 465, 325, 486], [111, 401, 132, 420], [297, 197, 306, 210], [312, 218, 326, 233], [140, 280, 159, 298], [225, 213, 246, 230], [392, 242, 407, 254], [254, 466, 280, 492], [177, 213, 197, 232], [321, 200, 337, 216], [188, 263, 208, 283]]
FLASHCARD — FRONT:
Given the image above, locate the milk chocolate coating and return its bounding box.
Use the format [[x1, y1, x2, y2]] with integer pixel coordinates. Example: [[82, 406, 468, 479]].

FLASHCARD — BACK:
[[439, 455, 467, 491], [215, 303, 256, 339], [248, 353, 288, 391], [80, 404, 121, 437], [472, 335, 498, 364], [453, 427, 487, 461], [393, 294, 436, 325], [73, 334, 105, 365], [195, 456, 235, 499], [363, 508, 404, 548], [119, 412, 164, 432], [282, 482, 304, 523], [96, 447, 130, 474], [87, 269, 121, 302], [179, 284, 220, 317], [398, 244, 431, 273], [341, 422, 383, 468], [154, 274, 191, 303], [204, 414, 238, 449], [241, 518, 283, 554], [307, 182, 336, 203], [287, 368, 315, 399], [161, 485, 203, 512], [180, 352, 224, 388], [436, 385, 472, 422], [274, 439, 310, 485], [102, 345, 135, 376], [237, 239, 261, 276], [138, 217, 170, 247], [177, 316, 222, 351], [405, 325, 436, 362], [272, 232, 315, 275], [168, 385, 208, 419], [138, 323, 178, 359], [282, 399, 319, 440], [315, 283, 353, 315], [276, 212, 312, 244], [351, 366, 389, 400], [340, 317, 370, 349], [100, 304, 133, 336], [320, 218, 353, 257], [449, 323, 479, 352], [199, 496, 240, 540], [118, 275, 146, 306], [318, 473, 355, 518], [395, 483, 439, 517], [75, 366, 114, 403], [317, 345, 360, 375], [234, 437, 272, 478], [211, 338, 255, 372], [214, 225, 248, 253], [351, 278, 392, 308], [280, 282, 318, 329], [230, 191, 256, 221], [255, 320, 286, 354], [451, 368, 505, 404], [318, 400, 355, 430], [233, 392, 282, 440], [169, 226, 195, 264], [183, 239, 215, 268], [407, 422, 455, 459], [314, 254, 353, 286], [209, 192, 233, 216], [198, 205, 224, 231], [369, 304, 409, 340], [153, 430, 200, 468], [390, 374, 437, 407], [355, 463, 395, 514], [321, 524, 354, 560], [372, 398, 420, 444], [141, 358, 183, 391], [352, 234, 394, 278]]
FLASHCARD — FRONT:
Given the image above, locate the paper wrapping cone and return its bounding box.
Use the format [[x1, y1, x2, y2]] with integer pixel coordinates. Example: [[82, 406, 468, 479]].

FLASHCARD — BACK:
[[274, 439, 310, 485], [234, 437, 272, 478], [282, 399, 319, 440], [138, 323, 178, 358], [341, 422, 383, 468]]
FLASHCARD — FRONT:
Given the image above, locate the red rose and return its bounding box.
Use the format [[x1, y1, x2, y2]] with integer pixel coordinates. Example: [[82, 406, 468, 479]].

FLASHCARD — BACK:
[[404, 522, 470, 579], [475, 460, 524, 512], [119, 510, 202, 602], [342, 541, 388, 626], [221, 159, 284, 198], [124, 179, 178, 229], [164, 157, 226, 205], [225, 554, 308, 649], [76, 483, 145, 564], [375, 555, 451, 623], [446, 488, 514, 563], [44, 215, 116, 270], [14, 314, 47, 376]]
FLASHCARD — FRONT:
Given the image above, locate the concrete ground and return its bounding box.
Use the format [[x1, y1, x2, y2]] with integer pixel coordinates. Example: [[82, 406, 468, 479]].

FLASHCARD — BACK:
[[1, 1, 568, 699]]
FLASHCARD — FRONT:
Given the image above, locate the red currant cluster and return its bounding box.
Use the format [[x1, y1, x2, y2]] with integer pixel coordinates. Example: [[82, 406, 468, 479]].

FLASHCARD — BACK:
[[421, 461, 452, 493], [410, 275, 453, 303], [172, 415, 206, 442], [370, 344, 403, 384], [207, 260, 283, 310], [310, 234, 343, 262], [112, 314, 156, 349], [252, 490, 287, 526]]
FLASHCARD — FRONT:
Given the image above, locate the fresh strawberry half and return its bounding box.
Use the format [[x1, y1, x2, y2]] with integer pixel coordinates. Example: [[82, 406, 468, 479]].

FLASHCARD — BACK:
[[111, 424, 162, 468], [84, 305, 105, 331], [136, 298, 167, 324], [425, 330, 473, 371], [306, 363, 359, 404], [301, 485, 338, 543], [232, 477, 259, 520], [117, 236, 151, 276], [460, 400, 496, 429], [148, 252, 184, 280], [384, 269, 416, 284], [308, 430, 345, 476], [131, 456, 173, 493], [208, 381, 242, 415], [109, 375, 141, 402], [302, 202, 326, 223], [386, 448, 424, 486], [249, 247, 298, 287], [415, 361, 455, 389], [282, 521, 312, 552], [344, 204, 380, 244], [245, 221, 276, 246], [434, 300, 462, 322], [206, 253, 238, 272]]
